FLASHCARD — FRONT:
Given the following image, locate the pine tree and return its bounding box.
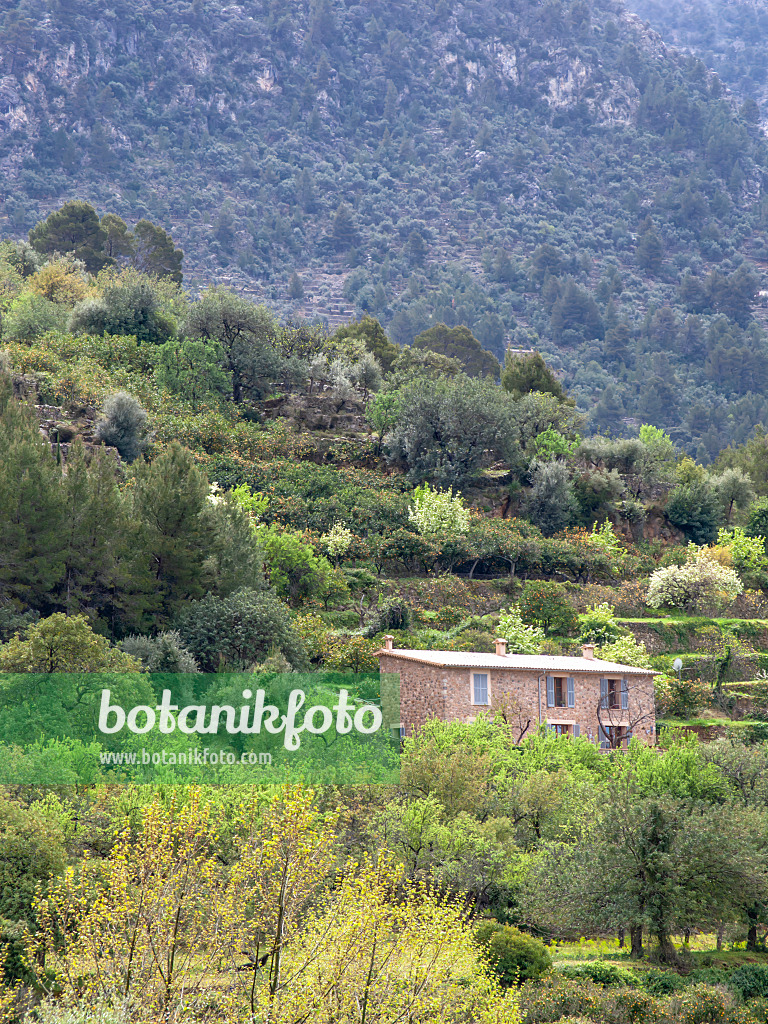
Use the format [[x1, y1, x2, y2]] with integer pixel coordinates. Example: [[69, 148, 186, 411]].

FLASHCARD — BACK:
[[130, 442, 212, 626], [58, 440, 129, 620], [101, 213, 136, 264], [28, 201, 108, 274], [0, 375, 65, 608], [132, 220, 184, 283]]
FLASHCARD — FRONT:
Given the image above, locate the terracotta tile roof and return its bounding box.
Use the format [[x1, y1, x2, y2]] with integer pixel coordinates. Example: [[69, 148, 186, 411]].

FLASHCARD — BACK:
[[376, 649, 656, 675]]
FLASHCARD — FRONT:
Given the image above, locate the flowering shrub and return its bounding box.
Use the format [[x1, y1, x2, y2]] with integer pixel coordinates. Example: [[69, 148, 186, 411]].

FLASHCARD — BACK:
[[519, 976, 603, 1023], [498, 605, 546, 654], [322, 521, 354, 561], [647, 547, 744, 612], [665, 984, 742, 1024], [615, 579, 651, 616], [408, 483, 470, 538]]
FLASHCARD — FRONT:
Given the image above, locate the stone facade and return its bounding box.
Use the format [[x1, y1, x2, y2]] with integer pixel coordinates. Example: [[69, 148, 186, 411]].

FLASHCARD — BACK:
[[378, 645, 656, 747]]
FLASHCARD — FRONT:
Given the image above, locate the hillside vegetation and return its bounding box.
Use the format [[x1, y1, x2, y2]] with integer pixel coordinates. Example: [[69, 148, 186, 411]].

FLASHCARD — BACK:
[[5, 234, 768, 1021], [3, 0, 768, 449]]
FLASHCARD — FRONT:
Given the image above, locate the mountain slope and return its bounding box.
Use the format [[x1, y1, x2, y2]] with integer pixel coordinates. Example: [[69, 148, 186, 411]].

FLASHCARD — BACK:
[[2, 0, 768, 454], [625, 0, 768, 113]]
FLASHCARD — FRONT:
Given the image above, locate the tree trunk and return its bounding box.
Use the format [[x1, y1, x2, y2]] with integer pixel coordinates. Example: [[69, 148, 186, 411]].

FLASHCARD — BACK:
[[630, 925, 644, 959], [618, 928, 625, 949], [656, 928, 678, 965], [747, 906, 759, 951]]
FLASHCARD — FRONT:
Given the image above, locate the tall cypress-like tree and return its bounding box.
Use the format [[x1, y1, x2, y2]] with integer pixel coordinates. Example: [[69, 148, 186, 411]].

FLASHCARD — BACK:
[[130, 442, 212, 626], [0, 374, 65, 608], [58, 440, 128, 619]]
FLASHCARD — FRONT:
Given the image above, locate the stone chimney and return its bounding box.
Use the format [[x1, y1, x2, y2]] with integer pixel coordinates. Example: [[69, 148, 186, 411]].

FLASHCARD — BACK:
[[383, 635, 394, 651], [495, 638, 508, 657], [582, 643, 595, 661]]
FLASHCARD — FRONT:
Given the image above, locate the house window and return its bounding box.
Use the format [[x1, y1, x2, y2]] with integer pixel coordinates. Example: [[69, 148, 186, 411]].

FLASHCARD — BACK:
[[473, 673, 489, 705], [598, 724, 631, 749], [546, 676, 575, 709], [546, 723, 581, 738], [600, 678, 628, 711]]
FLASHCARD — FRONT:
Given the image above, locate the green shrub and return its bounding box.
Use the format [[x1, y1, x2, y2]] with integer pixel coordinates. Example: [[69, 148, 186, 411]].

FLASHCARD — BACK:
[[730, 965, 768, 1001], [642, 971, 686, 996], [519, 581, 579, 637], [654, 674, 710, 718], [374, 598, 411, 632], [474, 922, 552, 987], [690, 967, 730, 988], [578, 602, 625, 646], [498, 604, 546, 653], [560, 959, 639, 987]]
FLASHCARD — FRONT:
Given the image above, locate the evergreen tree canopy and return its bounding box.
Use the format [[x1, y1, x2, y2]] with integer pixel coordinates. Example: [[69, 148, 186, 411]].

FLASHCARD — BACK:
[[28, 201, 108, 274], [412, 324, 500, 378]]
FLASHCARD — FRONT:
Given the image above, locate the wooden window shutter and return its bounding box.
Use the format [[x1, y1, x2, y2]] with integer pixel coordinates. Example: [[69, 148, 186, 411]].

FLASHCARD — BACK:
[[621, 677, 629, 710], [573, 723, 580, 737], [567, 676, 575, 708], [600, 678, 608, 709], [546, 676, 555, 708]]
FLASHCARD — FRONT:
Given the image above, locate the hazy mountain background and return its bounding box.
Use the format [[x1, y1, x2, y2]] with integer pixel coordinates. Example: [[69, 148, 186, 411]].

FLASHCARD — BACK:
[[626, 0, 768, 113], [2, 0, 768, 456]]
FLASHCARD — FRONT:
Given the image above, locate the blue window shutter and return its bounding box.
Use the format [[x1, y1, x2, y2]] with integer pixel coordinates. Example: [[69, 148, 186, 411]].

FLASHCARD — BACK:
[[546, 723, 554, 733], [621, 677, 629, 710], [473, 673, 488, 705], [574, 723, 580, 737], [600, 678, 608, 709], [546, 676, 555, 708], [598, 722, 608, 748], [567, 677, 575, 708]]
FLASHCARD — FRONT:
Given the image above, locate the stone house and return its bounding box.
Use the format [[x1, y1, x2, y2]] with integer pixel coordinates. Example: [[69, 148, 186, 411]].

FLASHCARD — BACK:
[[377, 637, 657, 748]]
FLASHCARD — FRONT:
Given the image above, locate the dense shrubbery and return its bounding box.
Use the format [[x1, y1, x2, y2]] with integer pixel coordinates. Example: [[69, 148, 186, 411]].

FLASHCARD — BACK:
[[647, 548, 744, 612], [475, 923, 552, 987], [519, 582, 579, 637]]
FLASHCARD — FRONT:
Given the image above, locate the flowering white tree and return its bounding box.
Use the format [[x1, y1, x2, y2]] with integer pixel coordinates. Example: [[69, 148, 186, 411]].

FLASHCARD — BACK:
[[647, 546, 743, 612], [321, 521, 353, 564], [408, 483, 470, 538]]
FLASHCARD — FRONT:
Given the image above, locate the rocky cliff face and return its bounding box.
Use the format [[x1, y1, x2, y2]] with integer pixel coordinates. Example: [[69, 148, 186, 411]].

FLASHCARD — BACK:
[[0, 0, 706, 292], [2, 0, 766, 452]]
